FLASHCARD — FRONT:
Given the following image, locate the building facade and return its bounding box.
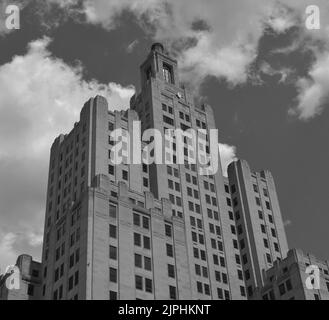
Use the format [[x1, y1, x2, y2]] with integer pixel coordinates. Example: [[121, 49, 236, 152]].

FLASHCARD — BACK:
[[227, 160, 289, 298], [253, 249, 329, 300], [0, 254, 41, 300], [40, 43, 298, 300], [40, 43, 249, 300]]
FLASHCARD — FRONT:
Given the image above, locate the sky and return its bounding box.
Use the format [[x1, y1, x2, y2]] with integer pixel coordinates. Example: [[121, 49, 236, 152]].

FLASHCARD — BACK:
[[0, 0, 329, 272]]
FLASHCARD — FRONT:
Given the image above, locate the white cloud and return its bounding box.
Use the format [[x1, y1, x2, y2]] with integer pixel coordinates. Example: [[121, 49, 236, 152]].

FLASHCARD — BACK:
[[0, 37, 135, 268], [259, 61, 293, 83], [42, 0, 302, 88], [65, 0, 329, 118], [0, 231, 18, 273], [290, 52, 329, 120], [219, 143, 237, 177]]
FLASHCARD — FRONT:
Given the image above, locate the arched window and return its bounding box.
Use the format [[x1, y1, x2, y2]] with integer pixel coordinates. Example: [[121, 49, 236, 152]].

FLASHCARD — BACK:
[[163, 63, 173, 84]]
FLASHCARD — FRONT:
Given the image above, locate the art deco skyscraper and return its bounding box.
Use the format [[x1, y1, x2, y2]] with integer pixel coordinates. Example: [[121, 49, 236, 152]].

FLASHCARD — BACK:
[[40, 43, 288, 300], [227, 159, 289, 298]]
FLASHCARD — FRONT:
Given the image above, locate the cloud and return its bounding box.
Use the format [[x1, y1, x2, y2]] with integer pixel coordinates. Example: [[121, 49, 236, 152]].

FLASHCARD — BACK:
[[290, 51, 329, 120], [37, 0, 300, 88], [258, 61, 293, 83], [0, 37, 135, 268], [43, 0, 329, 118], [0, 232, 18, 273], [219, 143, 237, 177]]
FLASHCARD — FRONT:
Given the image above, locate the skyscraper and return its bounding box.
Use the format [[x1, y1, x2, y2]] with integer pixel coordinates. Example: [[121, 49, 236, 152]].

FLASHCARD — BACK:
[[40, 43, 289, 300], [227, 160, 289, 298]]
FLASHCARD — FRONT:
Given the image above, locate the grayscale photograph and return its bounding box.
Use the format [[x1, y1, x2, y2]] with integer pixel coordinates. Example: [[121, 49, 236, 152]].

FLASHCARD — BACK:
[[0, 0, 328, 309]]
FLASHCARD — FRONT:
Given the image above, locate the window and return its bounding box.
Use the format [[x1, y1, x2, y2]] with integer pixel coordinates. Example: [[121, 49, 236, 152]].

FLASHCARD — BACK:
[[217, 288, 223, 299], [108, 165, 114, 175], [271, 228, 276, 237], [122, 170, 128, 181], [27, 284, 34, 296], [163, 115, 174, 126], [145, 278, 153, 293], [197, 281, 203, 293], [135, 254, 142, 268], [110, 268, 117, 283], [264, 239, 269, 248], [109, 205, 117, 218], [165, 224, 172, 237], [143, 178, 149, 188], [163, 63, 173, 84], [166, 244, 173, 257], [143, 236, 151, 250], [144, 257, 152, 271], [110, 291, 117, 300], [240, 286, 246, 297], [169, 286, 177, 299], [143, 216, 149, 230], [274, 243, 279, 252], [222, 273, 228, 284], [168, 264, 175, 278], [133, 213, 140, 226], [68, 276, 74, 290], [75, 271, 79, 286], [266, 201, 271, 210], [135, 275, 143, 290], [134, 233, 141, 246], [110, 246, 117, 260], [109, 225, 117, 238], [195, 264, 201, 276], [204, 284, 210, 295], [261, 224, 266, 234]]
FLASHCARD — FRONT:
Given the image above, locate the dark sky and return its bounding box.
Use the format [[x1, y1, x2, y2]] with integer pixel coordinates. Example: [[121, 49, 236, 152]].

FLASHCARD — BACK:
[[0, 0, 328, 269]]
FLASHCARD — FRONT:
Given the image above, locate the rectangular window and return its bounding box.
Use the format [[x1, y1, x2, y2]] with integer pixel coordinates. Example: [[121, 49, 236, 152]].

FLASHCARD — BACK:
[[169, 286, 177, 299], [165, 224, 172, 238], [110, 268, 117, 283], [109, 225, 117, 238], [135, 254, 142, 268], [142, 216, 149, 230], [145, 278, 153, 293], [133, 213, 140, 226], [166, 244, 173, 257], [110, 246, 117, 260], [135, 275, 143, 290], [134, 233, 141, 246], [168, 264, 175, 278], [144, 257, 152, 271], [143, 236, 151, 250]]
